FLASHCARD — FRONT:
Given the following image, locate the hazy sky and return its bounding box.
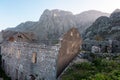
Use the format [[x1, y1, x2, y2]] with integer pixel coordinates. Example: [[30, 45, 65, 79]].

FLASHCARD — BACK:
[[0, 0, 120, 31]]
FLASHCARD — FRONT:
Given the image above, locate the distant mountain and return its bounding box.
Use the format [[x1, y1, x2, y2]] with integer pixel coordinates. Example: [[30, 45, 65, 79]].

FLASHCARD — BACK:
[[6, 21, 37, 31], [83, 9, 120, 41], [76, 10, 109, 33], [6, 9, 109, 42]]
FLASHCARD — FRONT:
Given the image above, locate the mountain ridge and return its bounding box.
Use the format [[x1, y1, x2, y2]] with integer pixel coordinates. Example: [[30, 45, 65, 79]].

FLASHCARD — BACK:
[[5, 9, 110, 43]]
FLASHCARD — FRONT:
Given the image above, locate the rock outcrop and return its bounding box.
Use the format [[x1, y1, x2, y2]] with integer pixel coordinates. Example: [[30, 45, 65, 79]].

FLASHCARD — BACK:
[[83, 9, 120, 41]]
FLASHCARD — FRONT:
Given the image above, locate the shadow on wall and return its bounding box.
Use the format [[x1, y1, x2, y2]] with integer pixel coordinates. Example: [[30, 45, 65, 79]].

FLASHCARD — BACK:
[[0, 54, 11, 80]]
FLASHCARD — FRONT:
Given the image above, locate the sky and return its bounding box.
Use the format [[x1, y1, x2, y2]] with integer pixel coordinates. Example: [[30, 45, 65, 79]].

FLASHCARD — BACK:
[[0, 0, 120, 31]]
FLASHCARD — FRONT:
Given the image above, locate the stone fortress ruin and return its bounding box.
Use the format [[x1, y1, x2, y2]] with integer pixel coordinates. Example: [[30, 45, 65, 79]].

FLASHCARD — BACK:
[[0, 28, 82, 80]]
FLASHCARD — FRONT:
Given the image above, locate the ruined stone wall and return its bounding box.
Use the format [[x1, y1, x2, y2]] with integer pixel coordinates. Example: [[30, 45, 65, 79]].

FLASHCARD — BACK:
[[1, 42, 58, 80], [57, 28, 82, 77], [1, 28, 82, 79]]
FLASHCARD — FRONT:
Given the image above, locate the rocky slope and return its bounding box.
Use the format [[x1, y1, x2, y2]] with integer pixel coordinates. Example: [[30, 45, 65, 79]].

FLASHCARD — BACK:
[[6, 9, 109, 42], [83, 9, 120, 41]]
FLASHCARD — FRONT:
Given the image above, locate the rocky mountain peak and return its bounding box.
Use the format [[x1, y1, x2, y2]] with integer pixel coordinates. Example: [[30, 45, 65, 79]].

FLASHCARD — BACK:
[[110, 8, 120, 22], [42, 9, 51, 15], [112, 8, 120, 13], [39, 9, 73, 22], [51, 9, 73, 15], [83, 9, 120, 41], [93, 16, 110, 25]]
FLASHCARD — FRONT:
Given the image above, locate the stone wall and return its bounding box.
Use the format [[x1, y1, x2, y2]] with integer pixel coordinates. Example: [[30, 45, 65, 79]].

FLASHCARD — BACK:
[[57, 28, 82, 77], [1, 42, 58, 80]]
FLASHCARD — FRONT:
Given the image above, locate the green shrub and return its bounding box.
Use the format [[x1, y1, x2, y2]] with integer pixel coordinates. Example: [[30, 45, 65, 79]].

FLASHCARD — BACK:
[[89, 73, 111, 80], [61, 55, 120, 80]]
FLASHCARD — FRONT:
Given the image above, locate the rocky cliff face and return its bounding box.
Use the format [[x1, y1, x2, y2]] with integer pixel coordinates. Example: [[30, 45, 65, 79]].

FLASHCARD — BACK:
[[75, 10, 109, 33], [6, 9, 109, 42], [83, 9, 120, 41]]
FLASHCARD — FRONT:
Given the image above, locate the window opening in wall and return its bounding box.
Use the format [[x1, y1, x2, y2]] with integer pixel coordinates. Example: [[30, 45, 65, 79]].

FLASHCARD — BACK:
[[32, 52, 37, 63], [17, 49, 21, 59], [70, 32, 73, 36], [8, 36, 14, 42], [18, 35, 23, 38]]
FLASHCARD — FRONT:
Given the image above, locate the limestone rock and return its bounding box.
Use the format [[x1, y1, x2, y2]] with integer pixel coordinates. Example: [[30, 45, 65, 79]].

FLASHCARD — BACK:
[[6, 9, 109, 43]]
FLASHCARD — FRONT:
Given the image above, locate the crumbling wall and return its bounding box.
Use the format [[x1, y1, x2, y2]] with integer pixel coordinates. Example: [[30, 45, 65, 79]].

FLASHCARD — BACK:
[[1, 28, 83, 79], [1, 42, 58, 80], [57, 28, 82, 77]]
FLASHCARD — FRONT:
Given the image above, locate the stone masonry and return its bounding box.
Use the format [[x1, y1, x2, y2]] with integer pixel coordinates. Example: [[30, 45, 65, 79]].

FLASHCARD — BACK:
[[0, 28, 82, 80], [1, 42, 58, 80]]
